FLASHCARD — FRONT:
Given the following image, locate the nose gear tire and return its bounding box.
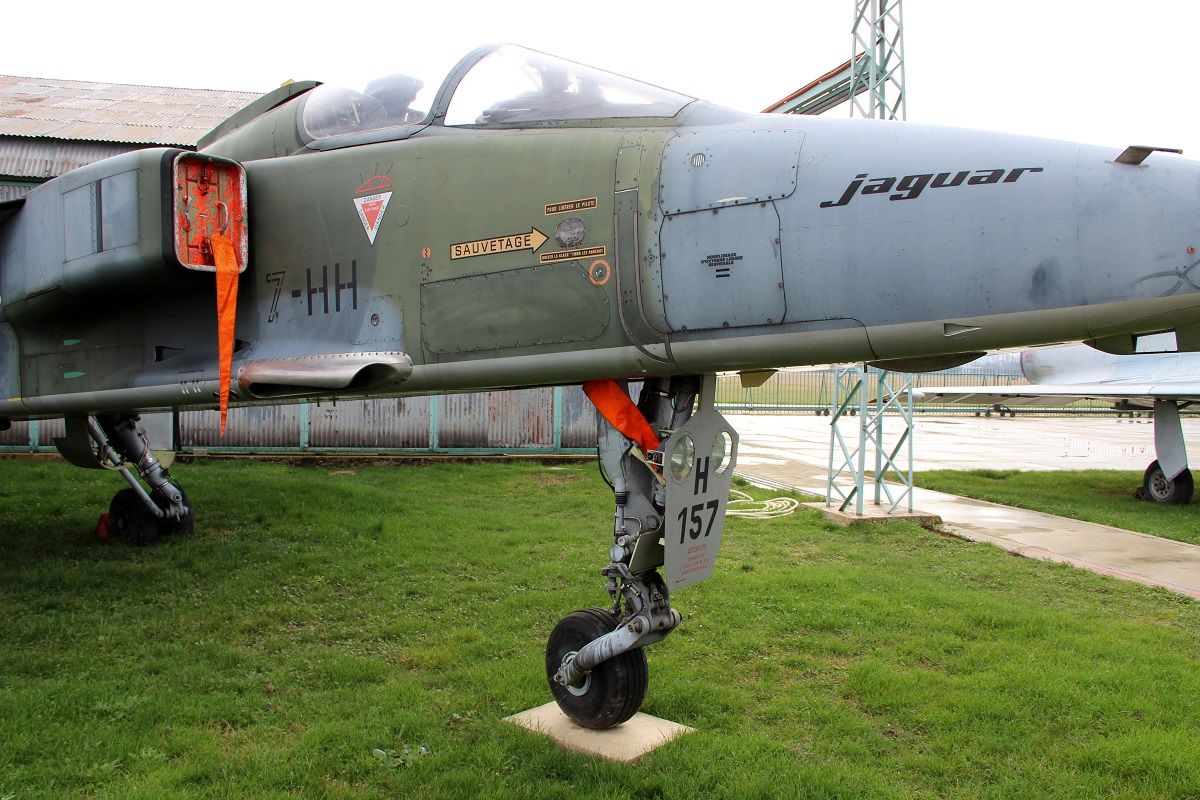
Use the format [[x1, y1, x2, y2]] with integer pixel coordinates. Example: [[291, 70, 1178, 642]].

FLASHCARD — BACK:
[[546, 608, 648, 729]]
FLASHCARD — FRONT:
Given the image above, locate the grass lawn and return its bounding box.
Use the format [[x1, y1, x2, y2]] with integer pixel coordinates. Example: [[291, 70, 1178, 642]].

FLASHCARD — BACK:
[[914, 469, 1200, 546], [2, 456, 1199, 799]]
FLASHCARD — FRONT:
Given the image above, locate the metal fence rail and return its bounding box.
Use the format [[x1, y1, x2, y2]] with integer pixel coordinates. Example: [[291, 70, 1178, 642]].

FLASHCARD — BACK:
[[0, 370, 1133, 455], [715, 369, 1115, 415]]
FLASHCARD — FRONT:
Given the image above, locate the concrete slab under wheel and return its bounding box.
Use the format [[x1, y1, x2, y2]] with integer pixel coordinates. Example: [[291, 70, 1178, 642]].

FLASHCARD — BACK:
[[504, 702, 694, 762], [804, 502, 942, 528]]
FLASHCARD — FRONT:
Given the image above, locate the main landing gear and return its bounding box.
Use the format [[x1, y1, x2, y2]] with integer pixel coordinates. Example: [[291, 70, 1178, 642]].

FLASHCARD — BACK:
[[1136, 399, 1194, 505], [1142, 459, 1194, 505], [547, 375, 738, 728], [54, 414, 194, 544]]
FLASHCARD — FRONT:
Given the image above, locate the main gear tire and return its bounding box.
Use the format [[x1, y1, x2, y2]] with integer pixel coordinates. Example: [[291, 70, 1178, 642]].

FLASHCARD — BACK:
[[1142, 460, 1195, 505], [157, 486, 195, 536], [546, 608, 648, 729], [108, 488, 162, 546]]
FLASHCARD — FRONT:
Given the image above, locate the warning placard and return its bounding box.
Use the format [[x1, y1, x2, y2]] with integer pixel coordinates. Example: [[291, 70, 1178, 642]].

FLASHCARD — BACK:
[[353, 192, 393, 245], [545, 197, 598, 215], [539, 245, 606, 264]]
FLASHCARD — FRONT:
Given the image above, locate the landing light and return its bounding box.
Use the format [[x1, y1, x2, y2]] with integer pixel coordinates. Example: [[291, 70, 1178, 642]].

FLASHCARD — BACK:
[[711, 431, 733, 475], [669, 435, 695, 482]]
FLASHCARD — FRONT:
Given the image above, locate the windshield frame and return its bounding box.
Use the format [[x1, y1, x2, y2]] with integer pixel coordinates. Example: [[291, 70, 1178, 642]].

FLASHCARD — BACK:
[[298, 44, 697, 150]]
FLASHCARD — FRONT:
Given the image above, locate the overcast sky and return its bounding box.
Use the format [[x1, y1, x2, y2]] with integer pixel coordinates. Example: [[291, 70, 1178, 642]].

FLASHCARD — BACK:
[[5, 0, 1197, 157]]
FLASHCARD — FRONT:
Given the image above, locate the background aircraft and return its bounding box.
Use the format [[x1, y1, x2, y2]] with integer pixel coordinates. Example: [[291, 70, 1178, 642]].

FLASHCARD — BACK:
[[2, 43, 1200, 727], [914, 335, 1198, 503]]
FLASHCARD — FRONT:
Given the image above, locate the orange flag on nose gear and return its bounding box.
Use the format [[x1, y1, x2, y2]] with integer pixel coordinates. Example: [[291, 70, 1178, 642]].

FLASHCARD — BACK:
[[210, 232, 239, 435], [583, 379, 660, 454]]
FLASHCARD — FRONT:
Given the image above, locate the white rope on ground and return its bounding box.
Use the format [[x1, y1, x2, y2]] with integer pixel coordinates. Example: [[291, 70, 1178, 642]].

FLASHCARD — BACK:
[[726, 488, 801, 519]]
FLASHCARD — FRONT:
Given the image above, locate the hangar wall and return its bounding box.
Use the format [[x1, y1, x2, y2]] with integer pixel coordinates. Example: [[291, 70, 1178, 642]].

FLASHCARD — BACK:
[[0, 388, 602, 455]]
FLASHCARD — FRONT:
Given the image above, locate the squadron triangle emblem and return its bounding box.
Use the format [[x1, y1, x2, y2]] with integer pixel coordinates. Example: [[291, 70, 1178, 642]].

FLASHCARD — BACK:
[[352, 176, 394, 245]]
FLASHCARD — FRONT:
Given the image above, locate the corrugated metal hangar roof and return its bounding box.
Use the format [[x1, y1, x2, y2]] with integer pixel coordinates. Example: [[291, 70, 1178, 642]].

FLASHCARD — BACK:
[[0, 138, 140, 182], [0, 75, 260, 146]]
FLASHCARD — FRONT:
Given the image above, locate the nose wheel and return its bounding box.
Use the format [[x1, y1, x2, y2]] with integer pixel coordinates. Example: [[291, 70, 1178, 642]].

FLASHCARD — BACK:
[[546, 608, 648, 729]]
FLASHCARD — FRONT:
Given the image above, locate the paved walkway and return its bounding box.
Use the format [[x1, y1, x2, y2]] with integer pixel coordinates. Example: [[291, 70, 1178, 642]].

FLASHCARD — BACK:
[[729, 414, 1200, 600]]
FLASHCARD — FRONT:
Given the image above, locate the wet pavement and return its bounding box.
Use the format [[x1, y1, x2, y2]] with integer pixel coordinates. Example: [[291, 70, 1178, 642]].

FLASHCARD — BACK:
[[729, 413, 1200, 600]]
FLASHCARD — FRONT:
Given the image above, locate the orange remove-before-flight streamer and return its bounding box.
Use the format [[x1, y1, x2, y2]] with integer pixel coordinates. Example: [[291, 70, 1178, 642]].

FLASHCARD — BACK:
[[210, 232, 239, 435], [582, 379, 660, 454]]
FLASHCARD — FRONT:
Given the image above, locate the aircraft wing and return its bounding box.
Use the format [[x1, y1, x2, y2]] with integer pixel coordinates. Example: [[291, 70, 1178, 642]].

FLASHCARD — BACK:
[[912, 383, 1200, 410], [0, 196, 24, 225]]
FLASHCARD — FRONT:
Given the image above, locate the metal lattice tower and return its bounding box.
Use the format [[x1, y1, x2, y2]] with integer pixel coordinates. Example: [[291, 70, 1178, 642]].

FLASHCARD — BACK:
[[849, 0, 906, 120], [826, 364, 915, 515]]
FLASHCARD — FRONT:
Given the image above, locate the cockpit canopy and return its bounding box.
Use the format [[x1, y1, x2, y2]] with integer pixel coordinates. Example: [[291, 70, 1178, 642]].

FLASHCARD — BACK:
[[301, 44, 695, 141]]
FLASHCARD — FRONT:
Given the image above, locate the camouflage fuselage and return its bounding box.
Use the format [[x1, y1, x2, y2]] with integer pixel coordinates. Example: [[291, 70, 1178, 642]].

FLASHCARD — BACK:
[[2, 85, 1199, 421]]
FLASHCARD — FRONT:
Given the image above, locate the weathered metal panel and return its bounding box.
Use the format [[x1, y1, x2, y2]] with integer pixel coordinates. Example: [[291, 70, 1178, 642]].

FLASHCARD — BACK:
[[660, 202, 785, 331], [422, 266, 609, 354], [309, 397, 431, 448], [37, 417, 66, 441], [0, 139, 138, 179], [0, 420, 33, 447], [489, 387, 554, 447], [437, 392, 487, 448], [659, 129, 803, 214], [438, 388, 555, 448], [0, 417, 64, 449], [0, 182, 36, 201], [0, 76, 259, 146], [560, 385, 599, 448], [179, 404, 301, 448]]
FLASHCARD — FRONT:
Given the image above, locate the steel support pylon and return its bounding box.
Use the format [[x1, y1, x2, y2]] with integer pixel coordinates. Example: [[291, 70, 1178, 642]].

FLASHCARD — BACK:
[[826, 364, 914, 515], [849, 0, 906, 121]]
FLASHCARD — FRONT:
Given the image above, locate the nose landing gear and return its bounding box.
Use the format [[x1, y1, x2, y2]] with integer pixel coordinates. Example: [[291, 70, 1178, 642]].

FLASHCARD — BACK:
[[546, 374, 737, 728]]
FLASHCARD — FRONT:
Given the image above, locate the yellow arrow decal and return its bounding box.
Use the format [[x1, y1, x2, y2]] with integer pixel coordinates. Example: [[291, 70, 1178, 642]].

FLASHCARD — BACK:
[[450, 228, 548, 260]]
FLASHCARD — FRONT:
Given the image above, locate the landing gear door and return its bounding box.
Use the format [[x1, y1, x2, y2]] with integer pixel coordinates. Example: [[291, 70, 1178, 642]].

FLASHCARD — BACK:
[[662, 377, 738, 590]]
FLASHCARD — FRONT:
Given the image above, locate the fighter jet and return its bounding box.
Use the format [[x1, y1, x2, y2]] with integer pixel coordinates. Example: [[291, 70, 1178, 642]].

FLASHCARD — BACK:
[[2, 43, 1200, 728], [914, 336, 1199, 504]]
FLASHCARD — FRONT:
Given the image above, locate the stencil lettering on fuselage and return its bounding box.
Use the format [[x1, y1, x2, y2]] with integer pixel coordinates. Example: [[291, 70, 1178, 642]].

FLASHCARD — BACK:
[[288, 262, 359, 316]]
